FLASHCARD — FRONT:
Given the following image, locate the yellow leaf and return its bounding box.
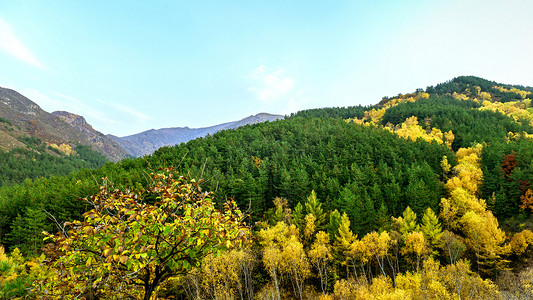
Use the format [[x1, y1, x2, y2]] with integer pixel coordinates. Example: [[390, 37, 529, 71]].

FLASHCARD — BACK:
[[119, 255, 128, 264]]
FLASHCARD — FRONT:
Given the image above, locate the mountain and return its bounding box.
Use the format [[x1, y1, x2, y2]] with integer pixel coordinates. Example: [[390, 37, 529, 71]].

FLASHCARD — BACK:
[[51, 111, 129, 161], [110, 113, 284, 156], [0, 85, 283, 160], [0, 87, 128, 162]]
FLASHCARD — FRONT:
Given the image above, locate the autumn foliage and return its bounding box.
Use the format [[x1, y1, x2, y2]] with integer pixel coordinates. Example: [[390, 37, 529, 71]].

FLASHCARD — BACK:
[[33, 169, 251, 299]]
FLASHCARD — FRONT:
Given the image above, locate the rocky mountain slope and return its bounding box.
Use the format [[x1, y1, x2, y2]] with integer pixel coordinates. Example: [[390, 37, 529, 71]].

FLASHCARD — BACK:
[[51, 111, 129, 161], [0, 87, 128, 161], [110, 113, 284, 156]]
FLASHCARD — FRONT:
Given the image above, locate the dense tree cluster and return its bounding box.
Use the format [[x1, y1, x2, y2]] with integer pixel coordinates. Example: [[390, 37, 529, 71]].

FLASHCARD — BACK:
[[291, 105, 367, 120], [426, 76, 533, 102], [0, 136, 108, 187], [381, 96, 533, 150]]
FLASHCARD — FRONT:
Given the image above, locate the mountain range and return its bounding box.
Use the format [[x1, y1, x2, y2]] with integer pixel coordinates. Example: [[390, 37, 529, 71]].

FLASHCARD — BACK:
[[109, 113, 284, 157], [0, 86, 283, 161]]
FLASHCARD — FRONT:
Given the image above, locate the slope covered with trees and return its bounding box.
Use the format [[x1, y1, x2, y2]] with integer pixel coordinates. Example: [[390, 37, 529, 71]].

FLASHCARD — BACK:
[[2, 76, 533, 299], [0, 135, 108, 187]]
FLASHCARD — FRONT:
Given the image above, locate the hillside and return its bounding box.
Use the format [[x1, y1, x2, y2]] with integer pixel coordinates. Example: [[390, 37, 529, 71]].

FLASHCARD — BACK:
[[0, 87, 128, 161], [52, 111, 129, 161], [110, 112, 284, 156], [2, 76, 533, 299]]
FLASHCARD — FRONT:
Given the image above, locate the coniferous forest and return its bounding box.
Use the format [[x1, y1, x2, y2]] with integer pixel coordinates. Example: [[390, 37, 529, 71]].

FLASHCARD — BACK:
[[2, 76, 533, 299]]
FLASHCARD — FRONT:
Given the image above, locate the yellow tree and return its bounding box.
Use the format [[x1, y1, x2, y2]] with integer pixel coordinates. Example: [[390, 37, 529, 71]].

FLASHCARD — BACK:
[[520, 189, 533, 212], [303, 214, 317, 244], [444, 130, 455, 149], [401, 231, 429, 273], [510, 229, 533, 256], [281, 235, 310, 300], [200, 252, 240, 299], [262, 246, 283, 300], [460, 210, 510, 275], [361, 231, 391, 278], [308, 231, 332, 295], [195, 247, 255, 300], [440, 144, 510, 275], [258, 221, 308, 300], [441, 230, 466, 265], [258, 221, 292, 300], [34, 169, 251, 300], [441, 259, 499, 299], [441, 156, 451, 179]]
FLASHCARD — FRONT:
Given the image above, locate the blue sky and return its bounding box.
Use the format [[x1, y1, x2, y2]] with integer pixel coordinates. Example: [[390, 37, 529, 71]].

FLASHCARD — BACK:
[[1, 1, 532, 137]]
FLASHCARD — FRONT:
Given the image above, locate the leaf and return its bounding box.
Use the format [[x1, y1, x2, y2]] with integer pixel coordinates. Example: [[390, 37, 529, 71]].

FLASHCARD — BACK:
[[86, 256, 93, 267], [103, 248, 112, 257], [119, 255, 128, 264]]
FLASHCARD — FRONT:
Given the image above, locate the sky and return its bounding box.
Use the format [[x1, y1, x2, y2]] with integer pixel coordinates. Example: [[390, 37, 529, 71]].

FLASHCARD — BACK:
[[0, 1, 532, 137]]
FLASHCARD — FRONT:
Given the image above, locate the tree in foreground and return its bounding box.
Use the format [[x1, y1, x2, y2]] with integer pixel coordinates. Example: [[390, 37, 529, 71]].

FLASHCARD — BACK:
[[33, 168, 251, 300]]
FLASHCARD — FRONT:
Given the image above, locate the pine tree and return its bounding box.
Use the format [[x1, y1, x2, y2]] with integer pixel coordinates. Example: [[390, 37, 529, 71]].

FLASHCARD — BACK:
[[352, 189, 376, 235], [333, 212, 357, 277], [292, 202, 305, 230], [326, 209, 342, 240], [334, 213, 355, 250], [304, 190, 327, 231], [420, 207, 443, 252], [399, 206, 419, 241], [7, 207, 50, 256]]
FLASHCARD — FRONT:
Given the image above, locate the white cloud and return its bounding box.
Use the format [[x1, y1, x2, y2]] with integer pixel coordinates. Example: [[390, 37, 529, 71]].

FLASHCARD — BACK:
[[247, 65, 295, 103], [0, 17, 44, 68]]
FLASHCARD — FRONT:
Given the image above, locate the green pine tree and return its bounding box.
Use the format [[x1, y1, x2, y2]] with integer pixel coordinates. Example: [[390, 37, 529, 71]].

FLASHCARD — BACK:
[[305, 190, 327, 231]]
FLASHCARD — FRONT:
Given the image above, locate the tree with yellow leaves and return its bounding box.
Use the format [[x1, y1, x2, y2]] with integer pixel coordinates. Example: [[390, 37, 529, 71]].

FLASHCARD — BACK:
[[361, 231, 391, 278], [444, 130, 455, 149], [461, 210, 510, 275], [303, 214, 317, 243], [33, 169, 251, 300], [0, 246, 51, 299], [308, 231, 332, 295], [510, 229, 533, 256], [258, 221, 310, 300], [519, 189, 533, 212], [385, 116, 446, 145], [401, 232, 429, 273], [441, 155, 452, 179], [439, 144, 511, 275], [258, 221, 292, 300], [281, 235, 310, 300]]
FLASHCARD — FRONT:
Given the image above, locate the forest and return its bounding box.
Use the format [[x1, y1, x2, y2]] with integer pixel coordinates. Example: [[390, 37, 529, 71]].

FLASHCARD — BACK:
[[1, 76, 533, 299], [0, 136, 108, 187]]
